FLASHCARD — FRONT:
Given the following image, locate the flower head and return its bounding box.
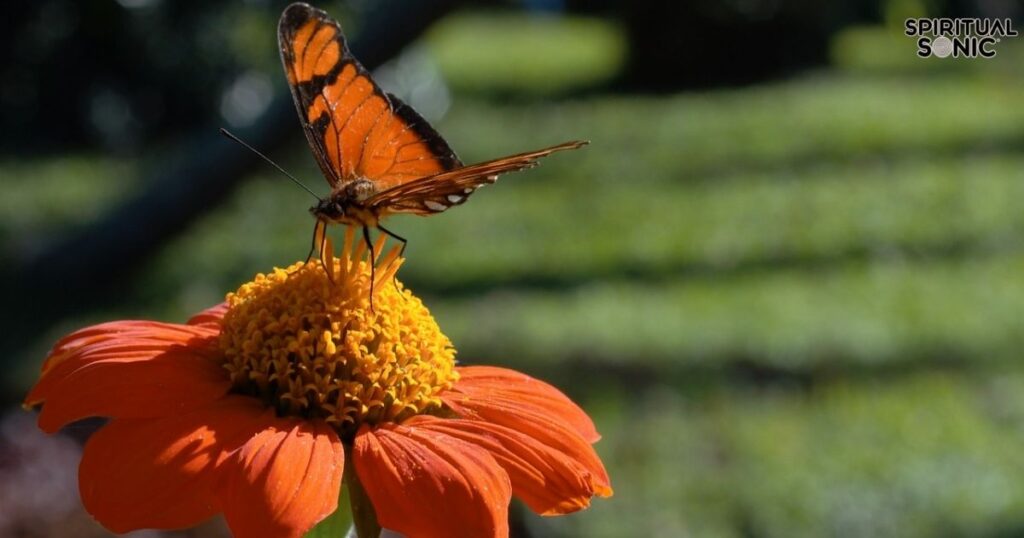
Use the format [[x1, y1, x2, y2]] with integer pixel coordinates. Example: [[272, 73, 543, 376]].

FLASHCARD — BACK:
[[24, 230, 610, 538], [219, 233, 457, 439]]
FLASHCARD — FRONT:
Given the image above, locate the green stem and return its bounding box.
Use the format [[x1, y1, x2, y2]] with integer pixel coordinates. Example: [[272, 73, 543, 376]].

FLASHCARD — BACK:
[[345, 445, 381, 538]]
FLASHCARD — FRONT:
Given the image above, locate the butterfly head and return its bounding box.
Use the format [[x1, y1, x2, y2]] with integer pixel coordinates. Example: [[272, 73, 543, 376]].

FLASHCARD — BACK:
[[310, 197, 346, 222]]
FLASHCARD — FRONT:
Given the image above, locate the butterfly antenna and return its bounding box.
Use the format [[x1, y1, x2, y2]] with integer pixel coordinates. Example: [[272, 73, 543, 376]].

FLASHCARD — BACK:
[[219, 128, 320, 200]]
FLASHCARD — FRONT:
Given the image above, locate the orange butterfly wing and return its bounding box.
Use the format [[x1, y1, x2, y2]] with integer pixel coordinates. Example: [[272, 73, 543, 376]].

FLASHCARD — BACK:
[[365, 140, 588, 215], [278, 3, 461, 190]]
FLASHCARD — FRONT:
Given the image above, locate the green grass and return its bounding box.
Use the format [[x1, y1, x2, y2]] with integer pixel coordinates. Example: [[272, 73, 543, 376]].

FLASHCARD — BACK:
[[542, 372, 1024, 537], [437, 71, 1024, 181], [430, 252, 1024, 371], [426, 12, 626, 96]]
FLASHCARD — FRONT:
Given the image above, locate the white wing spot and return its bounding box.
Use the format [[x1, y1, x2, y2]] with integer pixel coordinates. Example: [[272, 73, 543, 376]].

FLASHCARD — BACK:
[[425, 200, 447, 212], [463, 187, 474, 194], [447, 194, 463, 204]]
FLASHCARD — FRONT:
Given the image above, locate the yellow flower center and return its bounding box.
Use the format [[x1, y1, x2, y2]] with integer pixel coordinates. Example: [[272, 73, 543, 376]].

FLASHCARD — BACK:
[[218, 228, 457, 440]]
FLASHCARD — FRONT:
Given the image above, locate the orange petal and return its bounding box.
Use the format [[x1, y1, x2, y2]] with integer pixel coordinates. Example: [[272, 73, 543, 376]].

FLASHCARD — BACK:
[[187, 302, 229, 328], [443, 373, 612, 499], [220, 417, 344, 538], [79, 396, 268, 533], [40, 320, 220, 372], [406, 415, 602, 515], [448, 366, 601, 442], [354, 423, 511, 538], [25, 321, 230, 433]]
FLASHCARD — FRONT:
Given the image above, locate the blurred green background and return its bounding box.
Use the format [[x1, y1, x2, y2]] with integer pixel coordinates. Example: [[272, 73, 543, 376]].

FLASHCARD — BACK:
[[2, 0, 1023, 537]]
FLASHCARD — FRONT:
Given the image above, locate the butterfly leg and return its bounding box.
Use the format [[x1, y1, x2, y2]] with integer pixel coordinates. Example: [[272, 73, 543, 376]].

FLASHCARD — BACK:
[[362, 225, 376, 312], [376, 223, 408, 296], [318, 222, 335, 284], [377, 223, 408, 258], [289, 219, 326, 280], [306, 219, 327, 265]]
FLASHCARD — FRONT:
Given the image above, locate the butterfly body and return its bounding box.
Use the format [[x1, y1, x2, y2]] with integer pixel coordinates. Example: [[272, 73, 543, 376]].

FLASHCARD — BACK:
[[311, 179, 381, 228]]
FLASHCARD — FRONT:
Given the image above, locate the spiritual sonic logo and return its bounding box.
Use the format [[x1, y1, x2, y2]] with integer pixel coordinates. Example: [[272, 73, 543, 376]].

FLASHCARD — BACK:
[[905, 18, 1018, 58]]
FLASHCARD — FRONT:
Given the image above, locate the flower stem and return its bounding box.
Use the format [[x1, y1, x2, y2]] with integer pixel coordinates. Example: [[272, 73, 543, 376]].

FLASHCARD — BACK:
[[345, 445, 381, 538]]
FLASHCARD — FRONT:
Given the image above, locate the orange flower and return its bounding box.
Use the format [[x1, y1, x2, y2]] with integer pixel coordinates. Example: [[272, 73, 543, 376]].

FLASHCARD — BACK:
[[24, 231, 611, 538]]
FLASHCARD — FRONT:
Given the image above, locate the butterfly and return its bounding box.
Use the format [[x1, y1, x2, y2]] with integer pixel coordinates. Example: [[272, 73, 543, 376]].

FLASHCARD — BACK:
[[277, 2, 587, 296]]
